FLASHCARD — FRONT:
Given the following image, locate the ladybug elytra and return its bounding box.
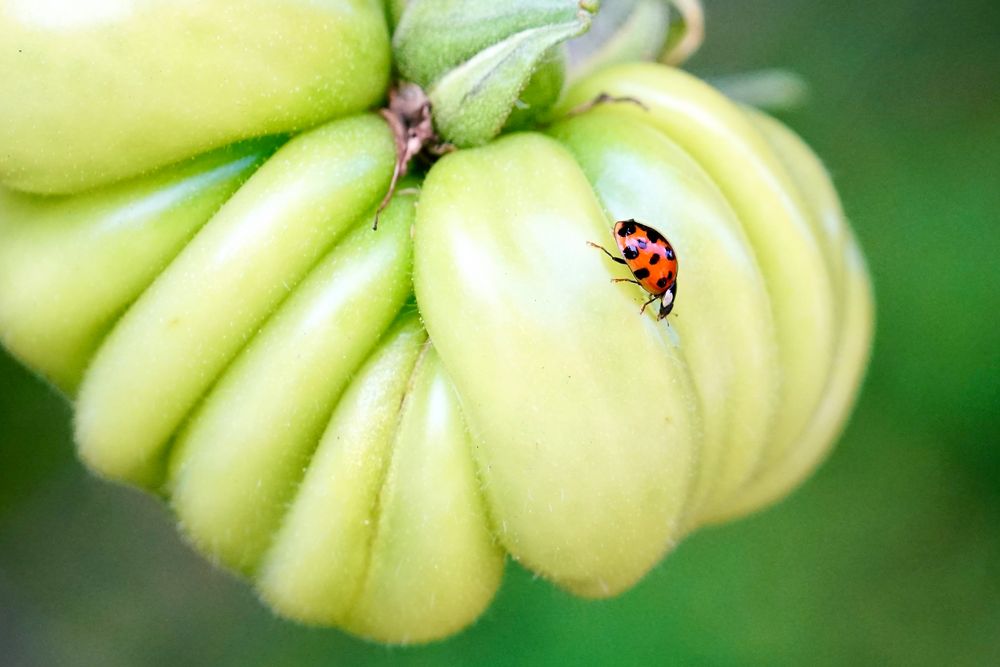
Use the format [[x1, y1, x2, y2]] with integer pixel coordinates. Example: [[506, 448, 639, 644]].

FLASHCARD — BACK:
[[588, 219, 679, 320]]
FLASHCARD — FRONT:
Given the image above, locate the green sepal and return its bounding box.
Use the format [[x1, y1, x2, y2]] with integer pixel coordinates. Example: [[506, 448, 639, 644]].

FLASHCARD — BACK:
[[567, 0, 671, 80], [427, 14, 593, 146], [393, 0, 595, 86], [392, 0, 596, 147], [502, 46, 569, 131], [660, 0, 703, 65]]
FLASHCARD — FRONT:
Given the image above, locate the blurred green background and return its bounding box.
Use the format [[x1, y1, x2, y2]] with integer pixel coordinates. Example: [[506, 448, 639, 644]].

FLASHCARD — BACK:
[[2, 1, 998, 665]]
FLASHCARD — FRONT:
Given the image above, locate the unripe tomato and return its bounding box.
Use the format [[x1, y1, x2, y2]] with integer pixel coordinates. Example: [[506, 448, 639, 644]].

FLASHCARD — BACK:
[[0, 2, 872, 645]]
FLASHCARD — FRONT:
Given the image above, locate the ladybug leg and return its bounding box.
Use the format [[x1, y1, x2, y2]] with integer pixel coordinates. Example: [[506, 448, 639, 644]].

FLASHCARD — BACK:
[[587, 241, 626, 265], [639, 294, 659, 315], [611, 278, 642, 286]]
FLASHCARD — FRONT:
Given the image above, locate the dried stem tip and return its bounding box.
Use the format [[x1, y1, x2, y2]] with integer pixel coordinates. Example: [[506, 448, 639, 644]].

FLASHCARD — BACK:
[[374, 83, 451, 229]]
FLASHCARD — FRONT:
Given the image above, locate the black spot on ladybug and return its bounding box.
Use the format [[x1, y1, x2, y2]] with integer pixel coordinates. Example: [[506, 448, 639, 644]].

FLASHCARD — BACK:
[[666, 271, 673, 281], [656, 277, 668, 289], [637, 238, 648, 249], [665, 248, 675, 260], [649, 253, 660, 265], [633, 267, 650, 280], [646, 229, 661, 243], [622, 245, 639, 260]]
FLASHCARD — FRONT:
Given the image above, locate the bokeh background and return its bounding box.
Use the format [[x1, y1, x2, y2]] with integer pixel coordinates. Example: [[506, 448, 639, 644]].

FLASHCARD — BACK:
[[2, 1, 998, 665]]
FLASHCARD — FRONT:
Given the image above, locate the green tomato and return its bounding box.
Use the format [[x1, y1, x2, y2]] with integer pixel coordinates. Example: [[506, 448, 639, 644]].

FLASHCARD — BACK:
[[0, 9, 873, 643]]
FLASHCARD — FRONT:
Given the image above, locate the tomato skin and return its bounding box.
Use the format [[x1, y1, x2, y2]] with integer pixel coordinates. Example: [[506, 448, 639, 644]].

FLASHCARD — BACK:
[[0, 59, 873, 643], [548, 106, 779, 525], [414, 132, 701, 599], [0, 0, 391, 195], [0, 138, 280, 395], [71, 114, 396, 487], [561, 64, 841, 503]]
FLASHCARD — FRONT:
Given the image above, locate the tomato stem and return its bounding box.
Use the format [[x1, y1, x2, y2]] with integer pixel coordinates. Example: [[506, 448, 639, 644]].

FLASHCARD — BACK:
[[374, 82, 453, 229]]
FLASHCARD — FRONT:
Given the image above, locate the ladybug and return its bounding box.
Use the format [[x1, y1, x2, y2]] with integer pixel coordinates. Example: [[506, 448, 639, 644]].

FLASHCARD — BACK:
[[588, 219, 679, 320]]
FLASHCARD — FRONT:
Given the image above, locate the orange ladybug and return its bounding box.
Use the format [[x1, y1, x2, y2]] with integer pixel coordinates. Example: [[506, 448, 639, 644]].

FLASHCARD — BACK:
[[588, 219, 679, 320]]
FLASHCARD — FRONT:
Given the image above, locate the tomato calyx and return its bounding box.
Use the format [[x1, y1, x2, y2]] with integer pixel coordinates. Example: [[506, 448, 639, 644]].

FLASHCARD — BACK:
[[374, 82, 453, 229], [372, 83, 649, 231]]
